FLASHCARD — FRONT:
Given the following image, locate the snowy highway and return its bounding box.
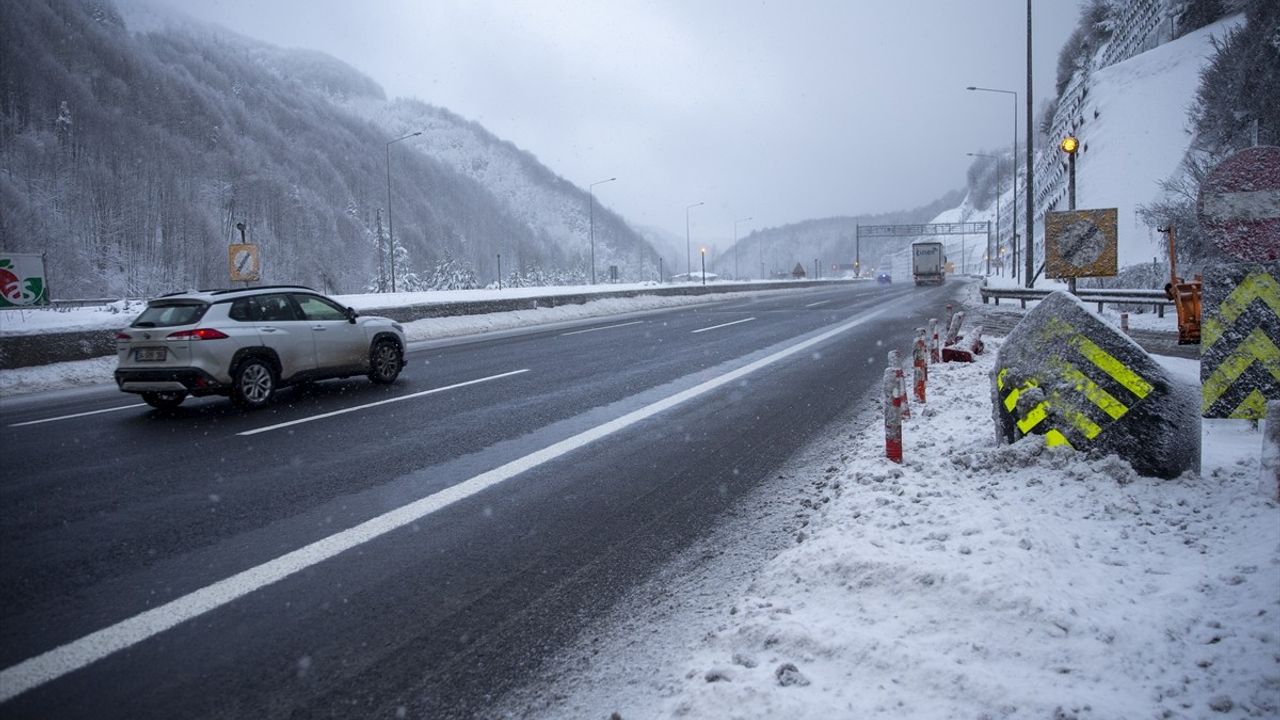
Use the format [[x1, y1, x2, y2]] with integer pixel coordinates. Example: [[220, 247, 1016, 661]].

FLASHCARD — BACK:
[[0, 281, 962, 718]]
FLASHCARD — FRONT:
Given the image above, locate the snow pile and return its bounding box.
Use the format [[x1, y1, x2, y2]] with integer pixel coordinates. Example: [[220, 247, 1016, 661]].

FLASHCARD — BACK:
[[657, 345, 1279, 719]]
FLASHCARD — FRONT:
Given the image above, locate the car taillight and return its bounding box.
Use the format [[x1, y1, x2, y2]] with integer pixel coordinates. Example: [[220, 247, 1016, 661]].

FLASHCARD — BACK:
[[115, 332, 132, 341], [166, 328, 229, 341]]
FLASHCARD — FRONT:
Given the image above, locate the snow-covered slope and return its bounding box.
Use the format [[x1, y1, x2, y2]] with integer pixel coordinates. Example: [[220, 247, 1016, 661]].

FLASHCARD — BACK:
[[930, 15, 1243, 274], [1075, 15, 1243, 267], [343, 97, 659, 281]]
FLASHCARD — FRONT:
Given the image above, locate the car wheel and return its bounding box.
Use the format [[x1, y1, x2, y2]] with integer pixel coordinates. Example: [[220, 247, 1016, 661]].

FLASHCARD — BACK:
[[231, 357, 277, 408], [141, 391, 187, 409], [368, 339, 403, 384]]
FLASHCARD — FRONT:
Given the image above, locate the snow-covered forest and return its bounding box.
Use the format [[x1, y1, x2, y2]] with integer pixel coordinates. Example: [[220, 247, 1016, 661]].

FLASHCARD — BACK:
[[0, 0, 659, 298]]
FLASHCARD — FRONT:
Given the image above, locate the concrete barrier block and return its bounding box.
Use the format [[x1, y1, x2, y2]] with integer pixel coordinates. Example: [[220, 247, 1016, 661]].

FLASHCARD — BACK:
[[991, 291, 1199, 479]]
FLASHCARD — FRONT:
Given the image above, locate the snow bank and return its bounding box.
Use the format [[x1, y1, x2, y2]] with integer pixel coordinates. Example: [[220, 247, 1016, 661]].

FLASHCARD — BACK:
[[658, 343, 1279, 719]]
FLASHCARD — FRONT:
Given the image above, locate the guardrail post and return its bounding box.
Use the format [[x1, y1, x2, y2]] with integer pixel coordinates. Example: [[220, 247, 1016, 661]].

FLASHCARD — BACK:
[[884, 367, 903, 463], [1120, 312, 1129, 335], [912, 329, 928, 403]]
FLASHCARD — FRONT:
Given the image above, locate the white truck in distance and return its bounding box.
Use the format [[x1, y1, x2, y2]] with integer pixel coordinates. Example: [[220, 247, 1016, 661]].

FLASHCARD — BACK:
[[911, 241, 945, 285]]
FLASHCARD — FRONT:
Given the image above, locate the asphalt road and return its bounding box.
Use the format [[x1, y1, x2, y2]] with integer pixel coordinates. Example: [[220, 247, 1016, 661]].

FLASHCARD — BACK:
[[0, 281, 963, 718]]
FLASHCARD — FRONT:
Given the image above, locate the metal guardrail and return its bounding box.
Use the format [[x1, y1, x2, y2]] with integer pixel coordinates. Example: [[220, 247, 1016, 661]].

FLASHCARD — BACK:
[[0, 298, 133, 311], [0, 280, 839, 369], [980, 286, 1172, 317]]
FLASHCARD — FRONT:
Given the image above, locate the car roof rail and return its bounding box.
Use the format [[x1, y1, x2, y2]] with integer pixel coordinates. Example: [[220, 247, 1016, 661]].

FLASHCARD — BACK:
[[207, 285, 317, 295]]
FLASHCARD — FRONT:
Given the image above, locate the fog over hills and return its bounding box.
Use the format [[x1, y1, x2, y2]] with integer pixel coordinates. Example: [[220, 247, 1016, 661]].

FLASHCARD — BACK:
[[0, 0, 659, 296]]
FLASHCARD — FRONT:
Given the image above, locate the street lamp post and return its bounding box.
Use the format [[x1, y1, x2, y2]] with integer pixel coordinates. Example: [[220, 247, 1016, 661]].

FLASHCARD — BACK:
[[1060, 135, 1080, 294], [966, 85, 1019, 281], [967, 152, 1002, 276], [733, 216, 752, 281], [685, 202, 703, 279], [588, 177, 616, 285], [385, 131, 422, 293], [700, 247, 707, 286]]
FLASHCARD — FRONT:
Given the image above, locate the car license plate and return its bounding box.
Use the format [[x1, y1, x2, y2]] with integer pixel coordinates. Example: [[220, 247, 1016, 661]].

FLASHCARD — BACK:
[[135, 347, 166, 362]]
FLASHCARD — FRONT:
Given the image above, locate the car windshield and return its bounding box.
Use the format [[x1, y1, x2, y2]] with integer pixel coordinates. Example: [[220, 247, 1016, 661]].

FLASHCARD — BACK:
[[130, 302, 208, 328]]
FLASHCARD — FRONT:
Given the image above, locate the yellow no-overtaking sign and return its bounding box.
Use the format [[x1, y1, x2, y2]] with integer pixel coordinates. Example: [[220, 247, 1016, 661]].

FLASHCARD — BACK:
[[229, 244, 260, 282]]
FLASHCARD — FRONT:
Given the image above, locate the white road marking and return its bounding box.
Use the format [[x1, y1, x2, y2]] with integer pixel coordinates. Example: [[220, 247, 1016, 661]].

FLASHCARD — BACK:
[[237, 369, 530, 436], [691, 317, 756, 334], [8, 404, 147, 428], [0, 305, 888, 703], [805, 300, 831, 308], [560, 320, 644, 337]]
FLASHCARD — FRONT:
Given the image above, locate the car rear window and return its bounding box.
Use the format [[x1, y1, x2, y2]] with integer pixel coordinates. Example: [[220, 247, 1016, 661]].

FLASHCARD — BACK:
[[131, 302, 208, 328]]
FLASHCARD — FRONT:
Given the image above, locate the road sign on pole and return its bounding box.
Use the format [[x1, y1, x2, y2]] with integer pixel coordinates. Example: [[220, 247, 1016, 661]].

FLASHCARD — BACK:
[[1044, 208, 1119, 279], [1197, 146, 1280, 261], [229, 244, 261, 283]]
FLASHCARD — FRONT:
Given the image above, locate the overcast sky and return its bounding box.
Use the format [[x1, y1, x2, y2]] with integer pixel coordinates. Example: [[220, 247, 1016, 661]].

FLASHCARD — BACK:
[[151, 0, 1082, 240]]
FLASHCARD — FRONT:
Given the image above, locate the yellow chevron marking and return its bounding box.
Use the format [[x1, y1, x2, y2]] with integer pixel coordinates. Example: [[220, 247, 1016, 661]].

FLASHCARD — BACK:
[[1017, 401, 1049, 433], [1063, 404, 1103, 440], [1070, 335, 1153, 399], [1229, 388, 1270, 420], [1057, 363, 1129, 420], [996, 367, 1008, 391], [1045, 429, 1073, 448], [1202, 327, 1280, 412], [1203, 271, 1280, 350]]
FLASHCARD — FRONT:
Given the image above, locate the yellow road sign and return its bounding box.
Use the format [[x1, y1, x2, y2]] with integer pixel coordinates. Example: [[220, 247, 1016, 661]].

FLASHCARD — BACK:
[[1045, 208, 1118, 279], [229, 243, 260, 282]]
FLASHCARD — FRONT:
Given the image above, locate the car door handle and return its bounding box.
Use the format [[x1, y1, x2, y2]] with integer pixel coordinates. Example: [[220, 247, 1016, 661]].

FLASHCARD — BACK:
[[312, 325, 327, 331], [260, 326, 279, 333]]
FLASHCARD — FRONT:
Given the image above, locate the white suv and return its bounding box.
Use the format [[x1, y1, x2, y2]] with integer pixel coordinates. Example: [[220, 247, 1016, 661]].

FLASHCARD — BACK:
[[114, 286, 406, 409]]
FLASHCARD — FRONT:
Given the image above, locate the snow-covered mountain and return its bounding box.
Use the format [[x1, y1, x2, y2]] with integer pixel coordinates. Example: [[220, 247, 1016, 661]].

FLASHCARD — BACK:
[[0, 0, 660, 297]]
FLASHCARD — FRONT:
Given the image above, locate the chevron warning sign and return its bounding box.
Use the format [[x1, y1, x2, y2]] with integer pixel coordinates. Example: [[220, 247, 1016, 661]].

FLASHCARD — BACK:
[[992, 292, 1199, 478], [996, 324, 1154, 450], [1201, 263, 1280, 419]]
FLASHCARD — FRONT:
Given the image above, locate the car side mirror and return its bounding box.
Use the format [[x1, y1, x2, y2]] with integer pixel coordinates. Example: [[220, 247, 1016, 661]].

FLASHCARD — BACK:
[[346, 307, 359, 323]]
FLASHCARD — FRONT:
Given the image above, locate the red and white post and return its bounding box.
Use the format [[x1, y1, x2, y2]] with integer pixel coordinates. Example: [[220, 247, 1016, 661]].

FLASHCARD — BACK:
[[883, 367, 903, 463], [945, 311, 965, 346], [889, 349, 910, 419], [912, 328, 928, 403], [929, 318, 940, 363]]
